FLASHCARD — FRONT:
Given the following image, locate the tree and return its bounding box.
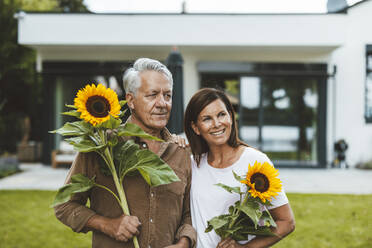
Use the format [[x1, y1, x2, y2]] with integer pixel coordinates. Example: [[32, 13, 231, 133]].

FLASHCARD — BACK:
[[0, 0, 88, 154]]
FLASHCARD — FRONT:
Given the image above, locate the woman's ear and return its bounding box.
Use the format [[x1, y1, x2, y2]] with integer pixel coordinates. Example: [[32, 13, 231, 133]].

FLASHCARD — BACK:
[[191, 122, 200, 136]]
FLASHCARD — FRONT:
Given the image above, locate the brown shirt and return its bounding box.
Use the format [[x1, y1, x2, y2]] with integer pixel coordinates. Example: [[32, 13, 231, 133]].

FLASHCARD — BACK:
[[54, 128, 196, 248]]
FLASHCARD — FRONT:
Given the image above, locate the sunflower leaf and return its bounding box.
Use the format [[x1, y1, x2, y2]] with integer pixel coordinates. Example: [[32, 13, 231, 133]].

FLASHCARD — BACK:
[[96, 115, 122, 129], [114, 140, 140, 180], [215, 183, 241, 194], [135, 149, 180, 186], [117, 123, 163, 141], [205, 214, 230, 233], [232, 170, 245, 182], [236, 198, 262, 228], [65, 104, 77, 109], [108, 136, 118, 147], [261, 210, 277, 227], [119, 100, 127, 107], [49, 121, 93, 136], [65, 136, 106, 152], [62, 110, 81, 118], [113, 140, 179, 186], [51, 174, 95, 207], [119, 108, 128, 118]]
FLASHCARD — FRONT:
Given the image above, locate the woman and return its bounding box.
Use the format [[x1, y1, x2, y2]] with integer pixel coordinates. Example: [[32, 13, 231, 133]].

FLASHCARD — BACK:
[[184, 88, 295, 248]]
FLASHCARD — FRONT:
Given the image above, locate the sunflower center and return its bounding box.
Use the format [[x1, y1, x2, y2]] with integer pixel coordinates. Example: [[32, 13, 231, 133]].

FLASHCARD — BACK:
[[86, 95, 111, 118], [251, 173, 270, 192]]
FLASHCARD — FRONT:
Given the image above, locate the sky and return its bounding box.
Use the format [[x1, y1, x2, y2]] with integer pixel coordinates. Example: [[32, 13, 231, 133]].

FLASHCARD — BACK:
[[83, 0, 362, 14]]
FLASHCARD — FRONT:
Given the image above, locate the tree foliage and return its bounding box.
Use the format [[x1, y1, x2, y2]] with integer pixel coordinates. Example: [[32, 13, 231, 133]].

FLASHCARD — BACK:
[[0, 0, 88, 154]]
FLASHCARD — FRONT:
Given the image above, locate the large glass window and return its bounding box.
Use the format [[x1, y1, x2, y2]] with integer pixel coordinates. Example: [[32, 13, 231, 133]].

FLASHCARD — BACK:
[[199, 62, 327, 168], [239, 77, 318, 166]]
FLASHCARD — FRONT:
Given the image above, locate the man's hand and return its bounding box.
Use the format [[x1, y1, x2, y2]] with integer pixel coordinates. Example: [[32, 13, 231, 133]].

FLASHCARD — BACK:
[[217, 237, 245, 248], [164, 236, 190, 248], [87, 214, 141, 242]]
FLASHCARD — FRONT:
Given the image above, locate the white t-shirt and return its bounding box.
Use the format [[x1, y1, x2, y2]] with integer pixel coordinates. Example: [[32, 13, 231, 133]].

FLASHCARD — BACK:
[[190, 146, 289, 248]]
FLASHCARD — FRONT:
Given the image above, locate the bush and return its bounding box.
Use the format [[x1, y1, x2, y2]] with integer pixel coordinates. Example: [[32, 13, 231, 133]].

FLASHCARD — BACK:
[[355, 160, 372, 170], [0, 155, 20, 179]]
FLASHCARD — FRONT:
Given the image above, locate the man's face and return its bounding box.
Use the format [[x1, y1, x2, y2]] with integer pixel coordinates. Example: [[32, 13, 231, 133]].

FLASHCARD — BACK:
[[127, 70, 172, 132]]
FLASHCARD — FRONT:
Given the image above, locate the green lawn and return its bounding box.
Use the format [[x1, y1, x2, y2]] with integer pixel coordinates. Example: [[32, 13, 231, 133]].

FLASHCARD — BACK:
[[0, 191, 371, 248]]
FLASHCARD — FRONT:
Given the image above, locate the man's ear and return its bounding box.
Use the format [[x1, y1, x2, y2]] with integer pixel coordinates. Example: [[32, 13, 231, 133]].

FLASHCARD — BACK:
[[191, 122, 200, 136], [126, 93, 135, 110]]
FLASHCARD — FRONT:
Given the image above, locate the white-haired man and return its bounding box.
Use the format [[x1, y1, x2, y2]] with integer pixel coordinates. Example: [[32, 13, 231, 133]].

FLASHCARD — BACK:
[[55, 58, 196, 248]]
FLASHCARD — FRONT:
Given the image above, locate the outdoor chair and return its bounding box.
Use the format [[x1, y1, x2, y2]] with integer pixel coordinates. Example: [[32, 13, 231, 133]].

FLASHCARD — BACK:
[[51, 141, 77, 168]]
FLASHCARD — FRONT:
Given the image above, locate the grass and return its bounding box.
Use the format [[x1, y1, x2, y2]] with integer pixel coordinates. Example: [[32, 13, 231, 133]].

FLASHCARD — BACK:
[[0, 190, 91, 248], [0, 191, 371, 248], [275, 194, 372, 248]]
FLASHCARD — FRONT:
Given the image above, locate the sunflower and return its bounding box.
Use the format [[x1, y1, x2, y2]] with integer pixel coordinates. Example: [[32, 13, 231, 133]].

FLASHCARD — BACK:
[[241, 161, 282, 203], [74, 84, 121, 126]]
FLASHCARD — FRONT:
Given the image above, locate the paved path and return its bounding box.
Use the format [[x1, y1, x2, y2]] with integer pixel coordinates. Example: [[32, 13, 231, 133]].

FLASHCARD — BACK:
[[1, 163, 372, 194]]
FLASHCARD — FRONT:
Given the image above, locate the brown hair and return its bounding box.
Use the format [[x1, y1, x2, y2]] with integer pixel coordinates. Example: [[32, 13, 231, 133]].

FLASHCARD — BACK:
[[184, 88, 246, 166]]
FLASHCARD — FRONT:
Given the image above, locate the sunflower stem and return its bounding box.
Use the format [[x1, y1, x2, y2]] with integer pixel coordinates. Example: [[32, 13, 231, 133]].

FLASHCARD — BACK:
[[228, 190, 250, 233], [99, 129, 140, 248]]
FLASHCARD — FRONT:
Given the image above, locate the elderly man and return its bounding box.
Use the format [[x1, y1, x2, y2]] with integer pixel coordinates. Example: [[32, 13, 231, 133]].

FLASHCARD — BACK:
[[55, 58, 196, 248]]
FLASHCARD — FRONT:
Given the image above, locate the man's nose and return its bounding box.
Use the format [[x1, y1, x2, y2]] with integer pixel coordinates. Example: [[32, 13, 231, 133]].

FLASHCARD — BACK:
[[156, 95, 167, 107]]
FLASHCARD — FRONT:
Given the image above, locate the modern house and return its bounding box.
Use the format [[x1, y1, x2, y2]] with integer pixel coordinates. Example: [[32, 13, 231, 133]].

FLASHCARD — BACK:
[[16, 0, 372, 168]]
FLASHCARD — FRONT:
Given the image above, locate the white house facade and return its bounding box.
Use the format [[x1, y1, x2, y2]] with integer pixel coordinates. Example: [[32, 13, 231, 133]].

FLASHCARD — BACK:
[[17, 0, 372, 168]]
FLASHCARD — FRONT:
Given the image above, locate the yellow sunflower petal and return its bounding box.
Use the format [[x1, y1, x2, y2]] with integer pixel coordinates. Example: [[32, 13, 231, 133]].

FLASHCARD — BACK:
[[74, 83, 121, 126], [242, 161, 282, 203]]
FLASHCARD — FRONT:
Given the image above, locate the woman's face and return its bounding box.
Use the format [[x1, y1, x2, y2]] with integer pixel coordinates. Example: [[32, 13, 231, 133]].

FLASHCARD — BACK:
[[192, 99, 233, 148]]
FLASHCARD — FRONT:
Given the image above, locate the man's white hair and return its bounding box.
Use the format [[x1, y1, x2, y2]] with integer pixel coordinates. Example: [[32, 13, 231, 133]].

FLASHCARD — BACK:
[[123, 58, 173, 96]]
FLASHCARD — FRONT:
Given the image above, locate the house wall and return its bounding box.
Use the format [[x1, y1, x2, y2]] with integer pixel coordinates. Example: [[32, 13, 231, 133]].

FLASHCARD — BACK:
[[17, 6, 372, 166], [329, 0, 372, 165]]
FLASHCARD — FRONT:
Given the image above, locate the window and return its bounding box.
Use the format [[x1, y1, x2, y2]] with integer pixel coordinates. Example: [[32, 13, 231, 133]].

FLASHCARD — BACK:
[[199, 62, 328, 168], [366, 45, 372, 123]]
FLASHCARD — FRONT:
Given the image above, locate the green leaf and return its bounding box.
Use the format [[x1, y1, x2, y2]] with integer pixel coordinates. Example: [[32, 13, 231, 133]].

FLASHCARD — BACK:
[[65, 136, 105, 152], [108, 136, 118, 147], [215, 183, 241, 194], [49, 121, 92, 136], [236, 198, 262, 228], [114, 140, 179, 187], [62, 110, 81, 118], [117, 123, 163, 141], [119, 108, 128, 118], [114, 140, 141, 179], [65, 104, 77, 109], [261, 210, 277, 227], [135, 149, 180, 186], [205, 215, 230, 233], [51, 174, 95, 207], [119, 100, 127, 107], [233, 170, 245, 182], [96, 115, 122, 129]]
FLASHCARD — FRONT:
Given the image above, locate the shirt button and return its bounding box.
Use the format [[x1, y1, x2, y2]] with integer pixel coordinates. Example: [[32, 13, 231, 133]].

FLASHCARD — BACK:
[[148, 246, 151, 248], [151, 192, 154, 197], [150, 218, 153, 223]]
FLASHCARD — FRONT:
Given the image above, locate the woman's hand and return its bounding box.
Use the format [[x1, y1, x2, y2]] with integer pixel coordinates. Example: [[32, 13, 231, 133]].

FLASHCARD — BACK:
[[217, 237, 245, 248], [171, 134, 187, 148]]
